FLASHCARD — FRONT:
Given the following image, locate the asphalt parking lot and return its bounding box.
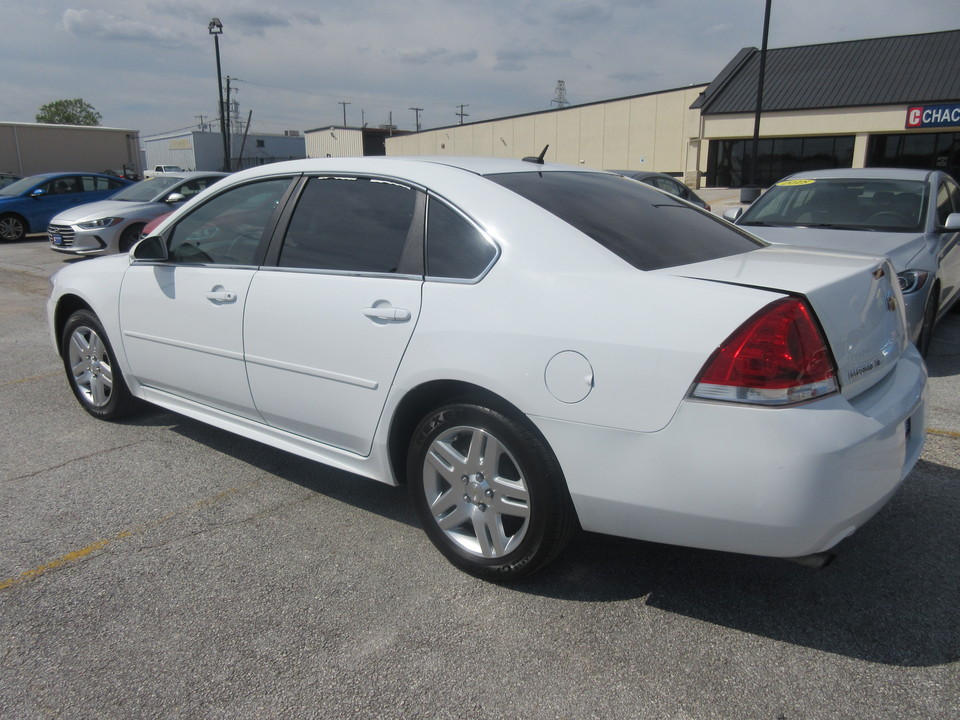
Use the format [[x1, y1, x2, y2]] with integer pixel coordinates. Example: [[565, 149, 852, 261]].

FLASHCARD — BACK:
[[1, 236, 958, 719]]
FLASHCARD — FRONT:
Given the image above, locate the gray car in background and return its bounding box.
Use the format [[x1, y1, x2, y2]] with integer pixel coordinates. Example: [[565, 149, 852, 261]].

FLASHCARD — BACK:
[[725, 168, 960, 355], [611, 170, 711, 210], [49, 171, 226, 255]]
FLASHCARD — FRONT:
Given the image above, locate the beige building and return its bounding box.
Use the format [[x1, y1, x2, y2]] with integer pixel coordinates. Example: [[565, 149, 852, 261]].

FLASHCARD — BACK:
[[387, 29, 960, 189], [0, 122, 140, 177], [387, 85, 708, 186]]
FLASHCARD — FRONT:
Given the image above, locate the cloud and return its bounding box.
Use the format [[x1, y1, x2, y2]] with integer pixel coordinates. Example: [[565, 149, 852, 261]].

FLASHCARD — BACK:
[[391, 47, 479, 65], [62, 8, 186, 44]]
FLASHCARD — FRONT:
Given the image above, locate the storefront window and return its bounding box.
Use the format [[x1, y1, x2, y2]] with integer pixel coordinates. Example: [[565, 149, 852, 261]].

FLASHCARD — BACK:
[[868, 132, 960, 181], [707, 136, 855, 187]]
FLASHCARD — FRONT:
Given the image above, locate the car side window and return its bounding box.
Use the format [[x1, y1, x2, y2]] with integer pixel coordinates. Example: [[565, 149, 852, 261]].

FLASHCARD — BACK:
[[177, 177, 218, 199], [278, 176, 421, 274], [939, 178, 960, 226], [426, 198, 497, 280], [167, 178, 290, 265], [42, 177, 81, 195]]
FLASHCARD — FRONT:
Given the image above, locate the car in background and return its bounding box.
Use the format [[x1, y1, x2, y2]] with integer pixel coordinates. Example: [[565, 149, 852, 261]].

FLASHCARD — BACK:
[[0, 172, 131, 242], [49, 172, 227, 255], [0, 172, 22, 189], [612, 170, 711, 210], [48, 157, 926, 579], [143, 165, 186, 179], [724, 168, 960, 355]]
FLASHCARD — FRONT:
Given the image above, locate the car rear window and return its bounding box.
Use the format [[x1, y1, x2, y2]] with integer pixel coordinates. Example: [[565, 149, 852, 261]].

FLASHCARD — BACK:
[[487, 171, 763, 270]]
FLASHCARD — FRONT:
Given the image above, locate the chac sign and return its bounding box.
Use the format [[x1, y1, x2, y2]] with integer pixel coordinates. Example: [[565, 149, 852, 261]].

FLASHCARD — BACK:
[[906, 103, 960, 129]]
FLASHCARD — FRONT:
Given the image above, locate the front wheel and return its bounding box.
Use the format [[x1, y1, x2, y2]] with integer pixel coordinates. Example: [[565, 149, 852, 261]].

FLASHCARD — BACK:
[[118, 223, 145, 253], [61, 310, 135, 420], [407, 402, 577, 580]]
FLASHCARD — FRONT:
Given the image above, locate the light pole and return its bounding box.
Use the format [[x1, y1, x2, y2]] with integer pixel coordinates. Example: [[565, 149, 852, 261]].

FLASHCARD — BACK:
[[208, 18, 230, 172]]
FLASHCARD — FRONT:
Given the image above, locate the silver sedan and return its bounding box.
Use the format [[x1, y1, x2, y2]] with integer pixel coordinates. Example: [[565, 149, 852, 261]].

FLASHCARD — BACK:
[[725, 168, 960, 355]]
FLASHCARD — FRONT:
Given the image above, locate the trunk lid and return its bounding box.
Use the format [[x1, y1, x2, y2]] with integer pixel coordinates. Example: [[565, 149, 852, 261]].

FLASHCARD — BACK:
[[661, 245, 908, 398]]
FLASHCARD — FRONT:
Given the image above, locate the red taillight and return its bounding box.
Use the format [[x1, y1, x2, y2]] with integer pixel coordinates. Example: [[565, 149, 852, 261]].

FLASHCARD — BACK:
[[692, 297, 838, 405]]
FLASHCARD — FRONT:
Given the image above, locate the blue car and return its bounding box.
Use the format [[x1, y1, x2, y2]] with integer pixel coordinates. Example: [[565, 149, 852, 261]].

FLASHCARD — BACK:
[[0, 172, 132, 242]]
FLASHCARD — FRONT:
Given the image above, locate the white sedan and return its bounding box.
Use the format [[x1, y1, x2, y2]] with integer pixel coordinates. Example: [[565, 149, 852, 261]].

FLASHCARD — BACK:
[[48, 157, 927, 579]]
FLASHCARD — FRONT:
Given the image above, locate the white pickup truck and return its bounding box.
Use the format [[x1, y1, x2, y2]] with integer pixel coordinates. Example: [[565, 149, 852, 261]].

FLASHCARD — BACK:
[[142, 165, 185, 179]]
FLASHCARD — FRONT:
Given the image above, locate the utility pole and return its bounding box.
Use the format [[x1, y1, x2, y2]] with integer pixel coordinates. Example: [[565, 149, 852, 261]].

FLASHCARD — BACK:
[[339, 101, 351, 127], [456, 104, 469, 125], [195, 114, 209, 132], [224, 76, 234, 169], [551, 80, 569, 109], [409, 107, 423, 132]]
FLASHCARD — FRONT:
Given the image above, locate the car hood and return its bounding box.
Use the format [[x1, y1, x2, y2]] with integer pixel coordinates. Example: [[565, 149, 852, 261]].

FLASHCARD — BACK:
[[664, 245, 909, 399], [739, 225, 927, 270], [51, 199, 164, 224]]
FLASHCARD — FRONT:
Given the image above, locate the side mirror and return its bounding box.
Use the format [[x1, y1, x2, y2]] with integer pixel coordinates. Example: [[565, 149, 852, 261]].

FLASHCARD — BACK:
[[30, 188, 46, 198], [130, 235, 168, 262], [944, 213, 960, 232], [722, 207, 743, 223], [165, 193, 185, 204]]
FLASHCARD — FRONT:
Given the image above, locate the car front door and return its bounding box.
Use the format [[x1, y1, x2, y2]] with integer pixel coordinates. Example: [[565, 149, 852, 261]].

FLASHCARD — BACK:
[[243, 175, 425, 456], [118, 177, 293, 418]]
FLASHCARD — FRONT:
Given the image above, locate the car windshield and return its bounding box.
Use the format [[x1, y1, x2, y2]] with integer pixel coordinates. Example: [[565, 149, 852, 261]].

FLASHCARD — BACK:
[[111, 176, 183, 202], [739, 178, 928, 233], [0, 175, 48, 197], [487, 171, 763, 271]]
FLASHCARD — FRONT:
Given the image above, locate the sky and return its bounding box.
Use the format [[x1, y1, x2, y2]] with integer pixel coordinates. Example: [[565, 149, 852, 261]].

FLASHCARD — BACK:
[[3, 0, 958, 140]]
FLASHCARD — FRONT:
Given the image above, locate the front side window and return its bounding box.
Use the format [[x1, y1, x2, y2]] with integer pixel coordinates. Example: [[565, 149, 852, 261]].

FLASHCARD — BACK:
[[43, 176, 81, 195], [426, 198, 497, 279], [278, 176, 421, 274], [167, 178, 291, 265], [936, 178, 960, 226]]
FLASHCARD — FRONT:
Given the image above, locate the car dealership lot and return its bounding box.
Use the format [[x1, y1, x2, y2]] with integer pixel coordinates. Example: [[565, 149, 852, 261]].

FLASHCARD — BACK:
[[1, 238, 958, 718]]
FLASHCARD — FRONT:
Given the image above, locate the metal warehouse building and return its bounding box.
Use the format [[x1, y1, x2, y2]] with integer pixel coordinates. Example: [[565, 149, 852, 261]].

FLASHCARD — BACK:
[[0, 122, 140, 177], [141, 129, 306, 173], [387, 29, 960, 189]]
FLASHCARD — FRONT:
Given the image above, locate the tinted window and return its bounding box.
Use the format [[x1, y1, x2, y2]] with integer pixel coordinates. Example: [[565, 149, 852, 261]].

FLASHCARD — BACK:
[[168, 178, 290, 265], [487, 171, 762, 271], [426, 198, 496, 279], [42, 176, 82, 195], [279, 176, 420, 274]]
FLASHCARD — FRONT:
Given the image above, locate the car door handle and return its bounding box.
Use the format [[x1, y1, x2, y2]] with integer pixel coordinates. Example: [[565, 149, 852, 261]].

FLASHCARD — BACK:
[[363, 306, 411, 322], [205, 290, 237, 303]]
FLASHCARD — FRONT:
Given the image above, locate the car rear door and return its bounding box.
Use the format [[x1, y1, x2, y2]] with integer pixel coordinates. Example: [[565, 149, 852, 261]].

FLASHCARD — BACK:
[[243, 175, 425, 456]]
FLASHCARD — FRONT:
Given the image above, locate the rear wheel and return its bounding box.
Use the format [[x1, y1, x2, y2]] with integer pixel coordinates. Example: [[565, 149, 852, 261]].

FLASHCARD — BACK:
[[61, 310, 135, 420], [0, 214, 26, 242], [407, 401, 577, 580]]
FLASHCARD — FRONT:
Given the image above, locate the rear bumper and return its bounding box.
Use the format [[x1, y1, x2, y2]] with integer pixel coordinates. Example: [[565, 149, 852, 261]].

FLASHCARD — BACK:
[[532, 345, 927, 558]]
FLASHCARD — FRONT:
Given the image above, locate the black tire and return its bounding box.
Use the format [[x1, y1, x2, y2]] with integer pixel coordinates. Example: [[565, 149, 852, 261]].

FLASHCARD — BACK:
[[118, 223, 145, 253], [407, 401, 577, 580], [0, 213, 26, 242], [61, 310, 135, 420], [917, 291, 938, 357]]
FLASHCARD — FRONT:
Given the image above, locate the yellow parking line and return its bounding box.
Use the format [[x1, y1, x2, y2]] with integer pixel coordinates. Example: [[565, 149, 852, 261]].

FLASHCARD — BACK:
[[0, 486, 244, 592], [927, 427, 960, 439]]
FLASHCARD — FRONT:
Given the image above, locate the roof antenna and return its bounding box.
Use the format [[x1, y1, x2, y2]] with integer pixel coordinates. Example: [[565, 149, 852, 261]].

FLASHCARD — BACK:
[[523, 144, 549, 165]]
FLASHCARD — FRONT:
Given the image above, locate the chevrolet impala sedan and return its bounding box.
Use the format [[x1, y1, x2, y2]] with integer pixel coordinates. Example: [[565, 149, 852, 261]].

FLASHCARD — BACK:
[[48, 157, 927, 579]]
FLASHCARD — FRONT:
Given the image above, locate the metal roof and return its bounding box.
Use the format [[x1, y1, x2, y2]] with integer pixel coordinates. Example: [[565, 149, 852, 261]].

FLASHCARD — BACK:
[[693, 29, 960, 115]]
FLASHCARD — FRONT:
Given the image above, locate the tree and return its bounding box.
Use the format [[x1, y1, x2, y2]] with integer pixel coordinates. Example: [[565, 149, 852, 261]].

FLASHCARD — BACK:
[[35, 99, 102, 126]]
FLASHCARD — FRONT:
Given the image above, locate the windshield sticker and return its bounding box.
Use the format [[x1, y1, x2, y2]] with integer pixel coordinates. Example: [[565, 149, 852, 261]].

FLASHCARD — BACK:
[[776, 179, 816, 187]]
